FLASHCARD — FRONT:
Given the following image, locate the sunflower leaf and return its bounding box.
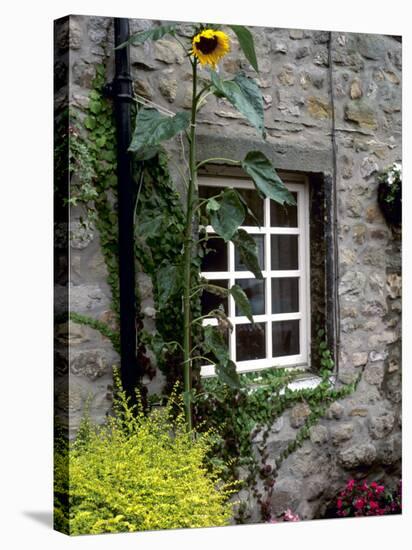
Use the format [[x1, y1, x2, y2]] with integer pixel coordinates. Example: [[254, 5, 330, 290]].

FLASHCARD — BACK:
[[241, 151, 296, 205], [208, 188, 245, 241], [129, 108, 190, 160], [231, 229, 263, 279], [228, 25, 259, 72], [203, 327, 240, 388], [203, 325, 229, 366], [115, 24, 177, 49], [210, 71, 265, 137], [230, 284, 254, 323], [216, 360, 241, 389]]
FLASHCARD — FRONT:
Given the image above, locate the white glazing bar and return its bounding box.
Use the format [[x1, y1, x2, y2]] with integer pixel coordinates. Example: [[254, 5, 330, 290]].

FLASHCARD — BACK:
[[228, 238, 236, 362], [268, 227, 300, 235], [264, 197, 272, 362], [233, 312, 302, 324], [303, 181, 311, 366], [201, 270, 302, 280]]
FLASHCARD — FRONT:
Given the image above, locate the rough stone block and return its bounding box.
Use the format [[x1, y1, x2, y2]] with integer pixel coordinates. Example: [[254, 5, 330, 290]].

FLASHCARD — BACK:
[[338, 443, 377, 469], [331, 423, 354, 445], [326, 402, 345, 420], [70, 350, 110, 380], [309, 425, 328, 445], [307, 96, 331, 119], [290, 402, 312, 428], [154, 39, 184, 64], [364, 363, 385, 386], [344, 101, 377, 129], [368, 412, 395, 439], [352, 352, 368, 368]]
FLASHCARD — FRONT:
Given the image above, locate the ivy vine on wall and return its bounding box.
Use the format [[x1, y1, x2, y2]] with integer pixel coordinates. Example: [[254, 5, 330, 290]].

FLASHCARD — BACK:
[[69, 63, 195, 390]]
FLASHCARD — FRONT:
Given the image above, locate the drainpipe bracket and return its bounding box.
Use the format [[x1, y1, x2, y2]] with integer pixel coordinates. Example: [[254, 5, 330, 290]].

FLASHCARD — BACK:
[[103, 80, 134, 102]]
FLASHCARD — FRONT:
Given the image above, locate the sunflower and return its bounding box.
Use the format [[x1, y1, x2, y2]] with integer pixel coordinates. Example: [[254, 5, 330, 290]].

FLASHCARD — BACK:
[[191, 29, 230, 69]]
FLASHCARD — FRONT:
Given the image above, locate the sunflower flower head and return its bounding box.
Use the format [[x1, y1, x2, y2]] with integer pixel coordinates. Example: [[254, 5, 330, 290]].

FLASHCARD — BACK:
[[191, 29, 230, 69]]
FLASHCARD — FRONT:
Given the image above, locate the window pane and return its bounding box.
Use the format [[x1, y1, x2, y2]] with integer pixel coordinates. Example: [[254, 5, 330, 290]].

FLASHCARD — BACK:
[[270, 192, 298, 227], [236, 323, 266, 361], [201, 280, 228, 316], [201, 238, 228, 272], [272, 320, 300, 357], [235, 279, 265, 316], [199, 185, 225, 200], [236, 187, 264, 226], [235, 235, 264, 271], [271, 278, 299, 313], [271, 235, 298, 270]]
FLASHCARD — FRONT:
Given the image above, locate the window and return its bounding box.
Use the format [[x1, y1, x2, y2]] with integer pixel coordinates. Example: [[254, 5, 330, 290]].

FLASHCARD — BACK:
[[199, 173, 310, 376]]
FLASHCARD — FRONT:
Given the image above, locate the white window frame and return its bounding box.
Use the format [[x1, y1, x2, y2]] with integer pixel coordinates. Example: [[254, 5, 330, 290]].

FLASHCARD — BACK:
[[199, 173, 311, 377]]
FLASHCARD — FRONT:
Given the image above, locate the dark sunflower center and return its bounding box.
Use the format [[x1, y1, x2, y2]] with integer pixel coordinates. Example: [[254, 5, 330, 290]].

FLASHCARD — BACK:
[[197, 35, 218, 54]]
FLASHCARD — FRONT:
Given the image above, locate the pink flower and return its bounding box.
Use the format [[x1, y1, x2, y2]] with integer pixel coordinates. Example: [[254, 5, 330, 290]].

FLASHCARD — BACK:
[[354, 498, 365, 510], [337, 498, 343, 509], [347, 479, 355, 490], [283, 509, 300, 522], [375, 485, 385, 495], [369, 501, 379, 512]]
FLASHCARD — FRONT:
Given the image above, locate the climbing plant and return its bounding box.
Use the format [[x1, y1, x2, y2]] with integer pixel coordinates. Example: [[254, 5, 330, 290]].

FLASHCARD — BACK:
[[68, 62, 198, 393], [68, 64, 153, 388], [194, 329, 359, 522]]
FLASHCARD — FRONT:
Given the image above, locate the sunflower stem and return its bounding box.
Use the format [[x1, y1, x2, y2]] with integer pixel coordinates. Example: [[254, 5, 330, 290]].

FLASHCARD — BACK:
[[182, 57, 199, 432]]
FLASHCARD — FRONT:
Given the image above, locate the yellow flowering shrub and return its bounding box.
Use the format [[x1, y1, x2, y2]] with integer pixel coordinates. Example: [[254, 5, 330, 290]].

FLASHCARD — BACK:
[[54, 387, 235, 535]]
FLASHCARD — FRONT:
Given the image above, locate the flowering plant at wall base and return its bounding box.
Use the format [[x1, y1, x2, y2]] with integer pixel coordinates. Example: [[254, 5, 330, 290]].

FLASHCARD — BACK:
[[377, 162, 402, 226], [269, 510, 301, 523], [333, 479, 402, 518]]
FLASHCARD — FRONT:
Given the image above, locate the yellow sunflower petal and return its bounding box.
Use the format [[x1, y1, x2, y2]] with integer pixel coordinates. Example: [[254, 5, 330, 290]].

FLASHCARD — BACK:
[[192, 29, 230, 68]]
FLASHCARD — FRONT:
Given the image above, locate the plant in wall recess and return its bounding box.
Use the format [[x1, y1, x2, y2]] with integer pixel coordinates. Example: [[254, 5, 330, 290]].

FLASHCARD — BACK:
[[118, 23, 295, 430], [377, 162, 402, 226]]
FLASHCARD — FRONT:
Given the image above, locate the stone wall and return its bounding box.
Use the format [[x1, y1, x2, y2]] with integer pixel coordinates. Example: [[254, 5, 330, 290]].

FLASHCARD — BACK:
[[55, 15, 402, 517]]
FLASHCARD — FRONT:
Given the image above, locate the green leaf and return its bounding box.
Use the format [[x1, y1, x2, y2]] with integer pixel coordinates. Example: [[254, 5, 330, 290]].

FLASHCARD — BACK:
[[228, 25, 259, 72], [216, 360, 241, 389], [230, 284, 253, 323], [151, 333, 166, 355], [156, 263, 181, 306], [203, 325, 229, 366], [137, 214, 169, 239], [232, 229, 263, 279], [242, 151, 296, 205], [84, 116, 96, 130], [205, 198, 220, 212], [89, 100, 102, 115], [115, 24, 177, 49], [210, 72, 265, 137], [129, 108, 190, 160], [208, 188, 245, 241]]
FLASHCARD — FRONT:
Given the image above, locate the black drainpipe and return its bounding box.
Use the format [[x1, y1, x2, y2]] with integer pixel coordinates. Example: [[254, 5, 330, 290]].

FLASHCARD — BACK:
[[112, 18, 139, 398]]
